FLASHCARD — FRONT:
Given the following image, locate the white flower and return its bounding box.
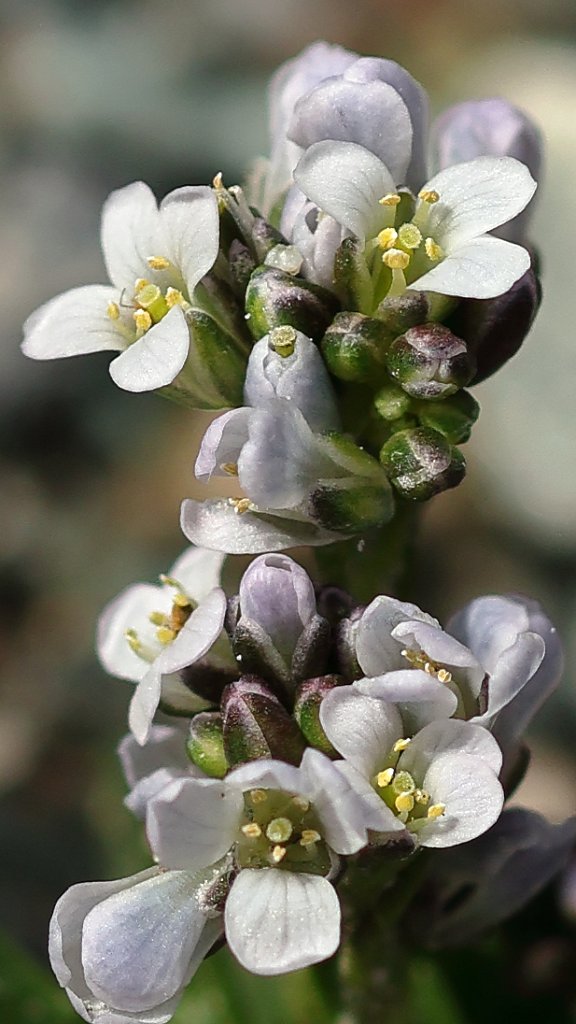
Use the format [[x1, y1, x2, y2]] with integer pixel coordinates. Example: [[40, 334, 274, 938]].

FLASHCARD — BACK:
[[320, 690, 504, 848], [294, 141, 537, 301], [97, 547, 231, 745], [22, 181, 219, 393], [145, 748, 393, 975], [49, 866, 223, 1024]]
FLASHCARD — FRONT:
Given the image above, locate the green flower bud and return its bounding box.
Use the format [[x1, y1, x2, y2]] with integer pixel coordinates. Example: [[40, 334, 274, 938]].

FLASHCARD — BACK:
[[186, 712, 228, 779], [293, 675, 342, 756], [380, 426, 466, 501], [221, 676, 306, 768], [334, 236, 374, 311], [385, 324, 475, 400], [374, 291, 429, 334], [416, 390, 480, 444], [321, 312, 393, 383], [373, 383, 413, 422], [245, 267, 340, 341], [164, 310, 247, 409], [309, 432, 395, 531]]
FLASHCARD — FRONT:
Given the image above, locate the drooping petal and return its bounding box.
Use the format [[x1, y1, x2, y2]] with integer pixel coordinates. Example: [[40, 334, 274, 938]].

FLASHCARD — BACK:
[[225, 868, 340, 975], [118, 725, 190, 789], [416, 752, 504, 848], [158, 186, 219, 297], [472, 631, 544, 725], [412, 234, 532, 299], [295, 140, 396, 240], [109, 306, 190, 392], [125, 767, 192, 821], [355, 595, 439, 676], [194, 408, 252, 481], [238, 553, 317, 664], [180, 498, 345, 554], [319, 686, 403, 777], [100, 181, 159, 292], [400, 719, 503, 778], [391, 619, 485, 710], [97, 583, 167, 683], [244, 333, 340, 432], [154, 589, 227, 675], [424, 156, 537, 249], [146, 776, 242, 871], [22, 286, 123, 359], [128, 668, 162, 746]]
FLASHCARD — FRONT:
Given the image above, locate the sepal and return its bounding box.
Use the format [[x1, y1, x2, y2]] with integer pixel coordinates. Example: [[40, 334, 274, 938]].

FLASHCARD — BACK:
[[245, 266, 339, 341], [221, 676, 306, 768], [385, 323, 475, 399], [186, 712, 228, 778], [380, 426, 466, 500]]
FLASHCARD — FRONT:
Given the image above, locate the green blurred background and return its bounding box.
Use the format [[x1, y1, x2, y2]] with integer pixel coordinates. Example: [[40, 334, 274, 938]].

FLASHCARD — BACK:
[[1, 0, 575, 1020]]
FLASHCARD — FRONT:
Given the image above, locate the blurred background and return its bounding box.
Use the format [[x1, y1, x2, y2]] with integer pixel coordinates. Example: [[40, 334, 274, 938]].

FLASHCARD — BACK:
[[1, 0, 575, 1021]]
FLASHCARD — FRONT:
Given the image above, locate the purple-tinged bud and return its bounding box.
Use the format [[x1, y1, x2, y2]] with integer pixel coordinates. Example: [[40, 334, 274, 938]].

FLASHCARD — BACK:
[[449, 267, 541, 384], [416, 390, 479, 444], [291, 613, 332, 684], [321, 312, 392, 383], [251, 217, 290, 263], [228, 239, 257, 295], [186, 712, 227, 778], [245, 266, 339, 341], [221, 676, 306, 768], [239, 554, 317, 667], [315, 585, 356, 625], [293, 675, 342, 756], [385, 323, 475, 400], [375, 291, 430, 335], [380, 426, 466, 501]]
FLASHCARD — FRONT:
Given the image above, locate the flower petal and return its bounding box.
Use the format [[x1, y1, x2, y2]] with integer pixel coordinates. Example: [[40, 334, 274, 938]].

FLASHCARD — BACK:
[[295, 140, 396, 240], [400, 719, 503, 778], [319, 686, 403, 777], [158, 186, 219, 297], [180, 498, 345, 554], [416, 752, 503, 848], [244, 333, 340, 432], [355, 595, 439, 676], [225, 868, 340, 975], [356, 670, 458, 731], [97, 583, 166, 683], [412, 235, 532, 299], [22, 285, 123, 359], [109, 306, 190, 392], [154, 589, 227, 675], [194, 408, 252, 481], [168, 547, 226, 603], [128, 668, 162, 746], [146, 776, 242, 871], [225, 758, 302, 796], [118, 725, 190, 789], [239, 554, 317, 664], [100, 181, 159, 292]]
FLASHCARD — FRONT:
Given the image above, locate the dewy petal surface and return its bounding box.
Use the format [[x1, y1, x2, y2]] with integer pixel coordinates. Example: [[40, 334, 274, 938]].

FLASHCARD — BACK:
[[100, 181, 159, 292], [108, 306, 190, 392], [180, 498, 344, 554], [158, 186, 219, 296], [225, 868, 340, 975], [22, 285, 123, 359], [412, 235, 532, 299], [147, 776, 242, 871]]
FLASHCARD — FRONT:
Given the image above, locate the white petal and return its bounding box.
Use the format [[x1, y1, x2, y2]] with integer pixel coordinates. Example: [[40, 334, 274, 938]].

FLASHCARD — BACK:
[[146, 776, 242, 871], [355, 595, 439, 676], [333, 759, 404, 834], [100, 181, 159, 291], [118, 725, 189, 788], [244, 333, 340, 433], [400, 719, 503, 778], [180, 499, 344, 554], [413, 234, 532, 299], [128, 668, 162, 746], [109, 306, 190, 392], [447, 594, 531, 672], [195, 408, 252, 481], [158, 186, 219, 297], [81, 871, 218, 1011], [472, 632, 544, 724], [154, 589, 227, 675], [22, 286, 123, 359], [125, 767, 191, 821], [97, 584, 165, 683], [168, 547, 226, 603], [319, 686, 403, 777], [356, 670, 458, 731], [416, 752, 503, 847], [294, 140, 396, 240], [424, 156, 537, 248], [225, 758, 302, 796], [225, 869, 340, 975]]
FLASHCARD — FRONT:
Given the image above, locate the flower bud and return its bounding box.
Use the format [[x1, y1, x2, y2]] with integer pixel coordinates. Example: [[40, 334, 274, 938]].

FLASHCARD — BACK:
[[238, 554, 317, 668], [416, 390, 479, 444], [374, 291, 429, 334], [251, 217, 290, 263], [245, 267, 340, 341], [380, 426, 466, 501], [333, 236, 374, 311], [309, 433, 395, 531], [321, 312, 392, 383], [228, 239, 257, 295], [186, 712, 228, 778], [171, 310, 247, 409], [293, 675, 342, 755], [385, 323, 475, 399], [373, 383, 413, 423], [221, 676, 306, 768]]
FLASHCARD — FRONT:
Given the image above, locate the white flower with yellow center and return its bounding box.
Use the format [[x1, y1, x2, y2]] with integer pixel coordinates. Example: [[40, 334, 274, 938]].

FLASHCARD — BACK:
[[294, 140, 537, 301], [22, 181, 219, 392]]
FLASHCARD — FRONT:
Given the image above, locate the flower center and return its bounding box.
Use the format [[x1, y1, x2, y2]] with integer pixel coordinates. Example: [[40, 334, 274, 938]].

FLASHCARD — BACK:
[[124, 574, 196, 663], [236, 788, 331, 875], [371, 738, 446, 829], [375, 188, 444, 298], [400, 646, 453, 685], [106, 257, 190, 341]]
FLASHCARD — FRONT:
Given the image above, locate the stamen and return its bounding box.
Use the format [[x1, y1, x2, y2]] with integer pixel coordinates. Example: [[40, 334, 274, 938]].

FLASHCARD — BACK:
[[266, 818, 293, 844], [425, 238, 444, 262], [393, 738, 411, 753], [271, 845, 287, 863], [418, 189, 440, 204], [125, 628, 141, 653], [377, 768, 395, 788], [300, 829, 321, 847], [241, 822, 262, 839], [377, 227, 398, 250], [165, 287, 187, 308], [106, 301, 120, 320], [134, 278, 150, 292], [230, 498, 253, 515], [379, 193, 402, 206], [156, 626, 177, 644], [395, 792, 415, 814], [397, 223, 423, 250], [133, 309, 152, 334], [147, 255, 171, 271], [269, 325, 296, 358], [427, 803, 446, 819], [382, 249, 410, 271], [249, 789, 268, 804], [414, 789, 430, 805], [220, 462, 239, 476], [292, 796, 310, 813], [148, 611, 166, 626], [212, 172, 224, 190], [437, 668, 452, 684]]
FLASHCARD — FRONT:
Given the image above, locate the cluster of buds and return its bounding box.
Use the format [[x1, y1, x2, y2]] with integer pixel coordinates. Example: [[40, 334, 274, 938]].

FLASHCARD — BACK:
[[48, 548, 575, 1022], [22, 43, 542, 554]]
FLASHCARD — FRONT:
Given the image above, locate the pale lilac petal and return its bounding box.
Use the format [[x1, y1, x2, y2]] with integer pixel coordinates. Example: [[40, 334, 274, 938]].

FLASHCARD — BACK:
[[244, 333, 340, 432], [416, 752, 504, 848], [319, 686, 403, 777], [100, 182, 159, 291], [194, 408, 252, 481], [147, 776, 242, 871], [412, 235, 532, 299], [294, 140, 396, 240], [239, 554, 317, 663], [158, 186, 219, 297], [424, 156, 537, 249], [472, 631, 544, 725], [356, 670, 458, 731], [118, 725, 189, 789], [22, 286, 123, 359], [400, 719, 503, 778], [180, 498, 344, 554], [109, 306, 190, 392], [355, 596, 439, 676], [97, 584, 166, 683], [225, 869, 340, 975]]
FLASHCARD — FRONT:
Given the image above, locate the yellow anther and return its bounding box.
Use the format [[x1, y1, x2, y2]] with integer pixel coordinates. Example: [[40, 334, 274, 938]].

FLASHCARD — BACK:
[[269, 325, 296, 358], [292, 796, 310, 813], [418, 188, 440, 204], [382, 249, 410, 270], [377, 227, 398, 250], [377, 768, 395, 788], [414, 789, 430, 805], [393, 738, 411, 753], [397, 223, 423, 250], [427, 803, 446, 820], [133, 309, 152, 333], [156, 626, 176, 644], [125, 628, 141, 653], [106, 301, 120, 320], [134, 278, 150, 292], [425, 237, 444, 262], [266, 818, 293, 844], [147, 255, 171, 271], [395, 792, 415, 814], [437, 668, 452, 684], [230, 498, 253, 515], [172, 592, 192, 609], [249, 789, 268, 804], [212, 172, 224, 189], [379, 193, 402, 206], [300, 829, 321, 847], [241, 822, 262, 839], [148, 611, 166, 627], [165, 287, 186, 308], [271, 845, 287, 864], [220, 462, 239, 476]]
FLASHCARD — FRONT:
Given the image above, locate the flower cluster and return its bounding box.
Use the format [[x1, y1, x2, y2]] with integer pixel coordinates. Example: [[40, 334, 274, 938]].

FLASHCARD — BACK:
[[22, 42, 543, 554], [49, 549, 575, 1022]]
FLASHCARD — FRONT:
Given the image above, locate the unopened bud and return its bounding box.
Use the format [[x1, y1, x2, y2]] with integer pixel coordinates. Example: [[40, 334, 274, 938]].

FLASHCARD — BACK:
[[186, 712, 227, 778], [309, 433, 395, 531], [374, 291, 429, 334], [380, 426, 466, 501], [373, 383, 413, 423], [386, 324, 475, 399], [221, 676, 306, 768], [321, 312, 392, 383], [416, 390, 480, 444], [245, 267, 339, 341], [333, 236, 374, 311], [228, 239, 257, 295], [251, 218, 290, 263], [294, 675, 342, 755]]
